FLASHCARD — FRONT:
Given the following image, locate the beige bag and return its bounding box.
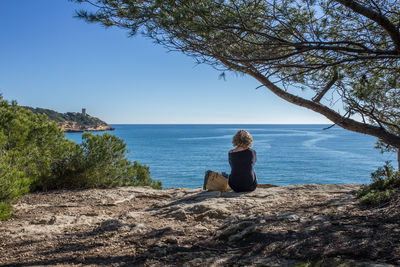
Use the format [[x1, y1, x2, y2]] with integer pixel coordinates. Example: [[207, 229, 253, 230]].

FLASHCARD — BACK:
[[203, 170, 230, 192]]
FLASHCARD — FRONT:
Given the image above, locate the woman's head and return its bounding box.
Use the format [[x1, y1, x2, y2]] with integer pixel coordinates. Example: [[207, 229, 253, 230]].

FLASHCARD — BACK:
[[232, 130, 253, 148]]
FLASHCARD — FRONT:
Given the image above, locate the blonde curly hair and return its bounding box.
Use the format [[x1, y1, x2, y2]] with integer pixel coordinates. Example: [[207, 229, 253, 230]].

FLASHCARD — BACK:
[[232, 130, 253, 148]]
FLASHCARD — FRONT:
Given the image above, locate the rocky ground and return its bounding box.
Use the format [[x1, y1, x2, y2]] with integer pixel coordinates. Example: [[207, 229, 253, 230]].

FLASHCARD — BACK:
[[0, 184, 399, 267]]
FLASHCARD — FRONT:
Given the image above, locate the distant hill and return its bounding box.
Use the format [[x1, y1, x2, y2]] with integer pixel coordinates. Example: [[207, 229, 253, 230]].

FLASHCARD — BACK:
[[24, 107, 114, 132]]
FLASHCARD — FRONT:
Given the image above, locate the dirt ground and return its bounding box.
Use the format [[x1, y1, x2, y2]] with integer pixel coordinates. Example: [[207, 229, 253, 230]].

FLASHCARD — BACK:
[[0, 184, 399, 267]]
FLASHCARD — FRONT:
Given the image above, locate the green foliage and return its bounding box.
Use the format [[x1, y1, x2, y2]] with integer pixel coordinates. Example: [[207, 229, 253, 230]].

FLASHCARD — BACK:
[[0, 161, 29, 203], [0, 95, 161, 220], [72, 0, 400, 154], [33, 139, 84, 190], [64, 112, 106, 126], [77, 132, 161, 189], [23, 107, 66, 123], [24, 106, 108, 126], [132, 160, 162, 189], [294, 263, 311, 267], [0, 202, 13, 220], [0, 154, 27, 220], [39, 132, 162, 190], [0, 95, 67, 203], [357, 162, 400, 205]]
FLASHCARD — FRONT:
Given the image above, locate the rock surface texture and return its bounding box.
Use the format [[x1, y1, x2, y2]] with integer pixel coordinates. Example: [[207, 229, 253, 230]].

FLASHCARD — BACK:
[[0, 184, 399, 266], [59, 121, 115, 132]]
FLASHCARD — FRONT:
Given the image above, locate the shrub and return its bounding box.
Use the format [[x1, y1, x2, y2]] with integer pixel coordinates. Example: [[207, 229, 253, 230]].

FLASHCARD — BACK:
[[357, 162, 400, 205], [0, 95, 162, 220], [0, 202, 13, 220], [79, 132, 162, 189], [80, 132, 134, 188], [0, 159, 29, 220], [0, 96, 66, 219], [132, 160, 162, 189], [41, 132, 162, 189], [294, 263, 311, 267], [0, 161, 29, 203], [34, 139, 84, 190]]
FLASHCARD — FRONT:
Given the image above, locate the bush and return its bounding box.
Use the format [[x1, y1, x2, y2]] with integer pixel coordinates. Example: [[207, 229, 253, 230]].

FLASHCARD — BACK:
[[37, 132, 162, 190], [33, 139, 84, 190], [0, 95, 162, 220], [0, 159, 29, 220], [0, 97, 66, 219], [0, 202, 13, 220], [132, 160, 162, 189], [357, 162, 400, 205], [0, 161, 29, 203], [78, 132, 162, 189]]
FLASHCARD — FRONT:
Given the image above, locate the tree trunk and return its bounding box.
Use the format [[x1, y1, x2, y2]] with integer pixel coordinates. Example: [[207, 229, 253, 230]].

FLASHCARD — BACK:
[[217, 58, 400, 155], [247, 69, 400, 148]]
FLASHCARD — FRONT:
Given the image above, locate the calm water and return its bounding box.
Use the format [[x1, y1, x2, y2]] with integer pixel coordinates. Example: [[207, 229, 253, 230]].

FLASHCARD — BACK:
[[66, 124, 396, 188]]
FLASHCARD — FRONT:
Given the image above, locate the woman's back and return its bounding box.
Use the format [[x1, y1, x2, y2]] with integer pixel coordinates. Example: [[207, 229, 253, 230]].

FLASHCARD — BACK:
[[228, 148, 257, 192]]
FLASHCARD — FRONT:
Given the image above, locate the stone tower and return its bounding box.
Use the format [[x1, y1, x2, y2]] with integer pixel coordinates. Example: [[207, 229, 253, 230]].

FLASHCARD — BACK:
[[82, 108, 86, 116]]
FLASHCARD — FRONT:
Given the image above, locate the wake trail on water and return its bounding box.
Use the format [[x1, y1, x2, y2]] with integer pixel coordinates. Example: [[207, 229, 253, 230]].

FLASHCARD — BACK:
[[176, 130, 375, 166], [301, 133, 375, 164], [178, 135, 232, 141], [251, 130, 375, 164]]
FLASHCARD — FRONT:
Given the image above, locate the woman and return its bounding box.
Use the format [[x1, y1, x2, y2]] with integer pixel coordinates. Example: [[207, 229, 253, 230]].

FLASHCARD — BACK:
[[228, 130, 258, 192]]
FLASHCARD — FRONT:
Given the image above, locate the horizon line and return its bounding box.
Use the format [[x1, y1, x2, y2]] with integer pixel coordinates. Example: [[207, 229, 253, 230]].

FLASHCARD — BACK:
[[108, 123, 333, 125]]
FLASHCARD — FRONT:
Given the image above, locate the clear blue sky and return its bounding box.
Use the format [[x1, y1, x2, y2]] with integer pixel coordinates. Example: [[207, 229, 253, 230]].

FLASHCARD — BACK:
[[0, 0, 331, 124]]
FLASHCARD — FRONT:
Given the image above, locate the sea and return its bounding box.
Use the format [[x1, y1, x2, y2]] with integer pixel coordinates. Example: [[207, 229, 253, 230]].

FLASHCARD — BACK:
[[65, 124, 396, 189]]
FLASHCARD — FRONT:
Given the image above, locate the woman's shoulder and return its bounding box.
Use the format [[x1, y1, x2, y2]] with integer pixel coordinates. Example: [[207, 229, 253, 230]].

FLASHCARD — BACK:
[[229, 148, 244, 153], [229, 147, 254, 154]]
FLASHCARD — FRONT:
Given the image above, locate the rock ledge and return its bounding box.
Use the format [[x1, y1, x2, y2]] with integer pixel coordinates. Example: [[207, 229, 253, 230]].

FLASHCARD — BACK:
[[0, 184, 399, 266]]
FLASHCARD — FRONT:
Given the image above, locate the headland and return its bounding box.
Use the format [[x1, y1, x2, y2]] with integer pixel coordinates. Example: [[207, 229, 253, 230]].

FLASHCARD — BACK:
[[25, 106, 115, 132]]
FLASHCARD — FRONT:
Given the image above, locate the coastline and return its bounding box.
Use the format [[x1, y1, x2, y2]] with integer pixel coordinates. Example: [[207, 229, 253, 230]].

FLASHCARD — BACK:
[[60, 122, 115, 132]]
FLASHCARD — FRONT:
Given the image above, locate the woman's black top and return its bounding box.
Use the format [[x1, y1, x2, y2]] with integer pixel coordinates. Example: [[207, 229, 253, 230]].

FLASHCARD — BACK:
[[228, 148, 258, 192]]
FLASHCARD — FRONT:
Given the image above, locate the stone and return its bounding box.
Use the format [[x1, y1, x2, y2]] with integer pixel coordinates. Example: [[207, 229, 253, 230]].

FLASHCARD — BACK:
[[167, 209, 188, 221], [99, 219, 124, 231], [196, 209, 230, 220], [131, 223, 148, 234], [311, 214, 329, 221], [279, 212, 302, 222], [220, 221, 255, 238], [164, 237, 178, 244], [228, 225, 256, 242], [186, 204, 210, 214], [30, 216, 56, 225]]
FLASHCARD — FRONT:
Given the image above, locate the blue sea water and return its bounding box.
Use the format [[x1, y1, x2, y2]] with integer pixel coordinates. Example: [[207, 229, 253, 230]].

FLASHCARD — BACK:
[[66, 124, 396, 189]]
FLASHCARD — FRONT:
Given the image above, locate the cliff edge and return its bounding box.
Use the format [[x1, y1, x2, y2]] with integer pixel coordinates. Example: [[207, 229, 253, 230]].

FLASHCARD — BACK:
[[1, 184, 399, 266], [24, 106, 115, 132], [58, 120, 115, 132]]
